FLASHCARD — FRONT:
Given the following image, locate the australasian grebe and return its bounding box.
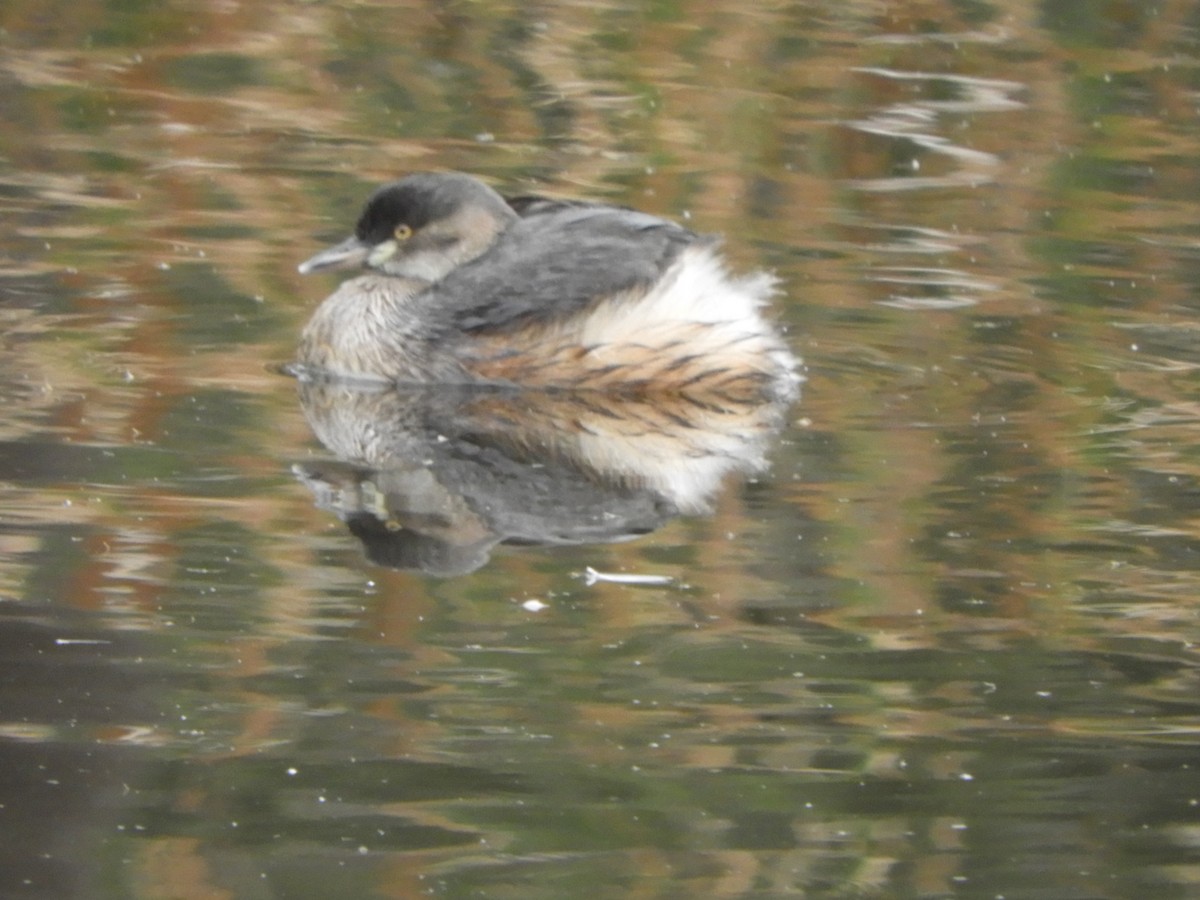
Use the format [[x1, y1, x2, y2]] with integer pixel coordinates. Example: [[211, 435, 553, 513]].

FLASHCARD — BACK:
[[297, 172, 799, 400]]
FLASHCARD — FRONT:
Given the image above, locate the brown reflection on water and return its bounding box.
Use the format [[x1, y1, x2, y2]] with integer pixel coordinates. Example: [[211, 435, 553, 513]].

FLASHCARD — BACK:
[[2, 0, 1200, 897]]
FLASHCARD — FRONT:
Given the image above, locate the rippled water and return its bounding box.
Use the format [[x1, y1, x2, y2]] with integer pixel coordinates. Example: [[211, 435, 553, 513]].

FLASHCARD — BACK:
[[3, 1, 1200, 898]]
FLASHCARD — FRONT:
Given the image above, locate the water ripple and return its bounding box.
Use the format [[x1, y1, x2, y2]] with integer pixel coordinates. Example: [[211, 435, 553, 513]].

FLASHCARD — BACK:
[[843, 67, 1026, 192]]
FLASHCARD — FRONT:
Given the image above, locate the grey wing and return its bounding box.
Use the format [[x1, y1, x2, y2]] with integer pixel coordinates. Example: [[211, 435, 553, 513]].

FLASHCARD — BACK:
[[435, 206, 697, 333], [504, 194, 610, 217]]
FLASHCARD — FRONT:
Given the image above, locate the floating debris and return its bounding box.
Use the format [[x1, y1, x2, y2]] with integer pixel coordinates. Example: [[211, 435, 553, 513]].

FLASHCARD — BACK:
[[583, 567, 674, 587]]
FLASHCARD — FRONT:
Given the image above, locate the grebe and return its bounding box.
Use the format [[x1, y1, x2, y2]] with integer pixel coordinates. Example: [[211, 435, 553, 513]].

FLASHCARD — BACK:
[[297, 172, 799, 401]]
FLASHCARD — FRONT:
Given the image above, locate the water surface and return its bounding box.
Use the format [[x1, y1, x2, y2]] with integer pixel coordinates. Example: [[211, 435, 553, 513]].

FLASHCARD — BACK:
[[2, 1, 1200, 898]]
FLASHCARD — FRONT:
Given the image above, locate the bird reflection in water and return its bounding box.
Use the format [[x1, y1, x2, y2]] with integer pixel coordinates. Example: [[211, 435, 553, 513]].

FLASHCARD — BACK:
[[291, 173, 801, 574], [293, 380, 792, 576]]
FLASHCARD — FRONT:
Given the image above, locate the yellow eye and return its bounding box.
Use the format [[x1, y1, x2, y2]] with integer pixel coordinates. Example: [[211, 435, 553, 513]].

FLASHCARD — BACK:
[[393, 223, 413, 241]]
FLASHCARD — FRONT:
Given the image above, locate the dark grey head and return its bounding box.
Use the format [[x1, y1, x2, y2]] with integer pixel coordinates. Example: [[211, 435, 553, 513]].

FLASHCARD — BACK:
[[298, 172, 518, 281]]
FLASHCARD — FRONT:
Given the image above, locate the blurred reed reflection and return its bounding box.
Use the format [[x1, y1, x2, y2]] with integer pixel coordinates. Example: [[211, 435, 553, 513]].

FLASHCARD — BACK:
[[293, 377, 794, 575]]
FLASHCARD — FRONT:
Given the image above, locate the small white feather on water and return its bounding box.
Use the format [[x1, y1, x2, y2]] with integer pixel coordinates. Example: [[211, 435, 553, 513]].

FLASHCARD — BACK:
[[583, 567, 674, 587]]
